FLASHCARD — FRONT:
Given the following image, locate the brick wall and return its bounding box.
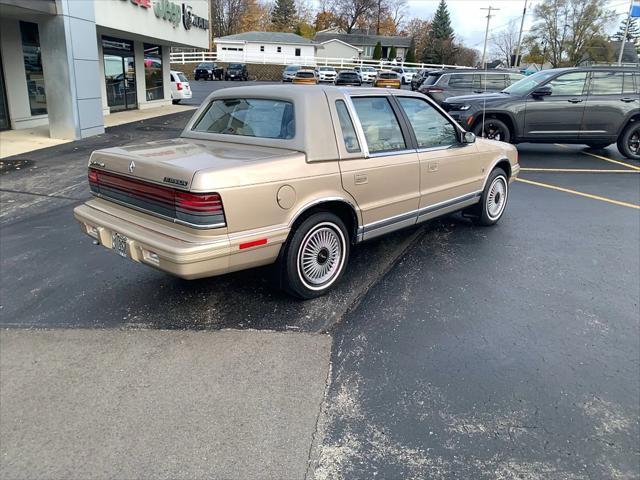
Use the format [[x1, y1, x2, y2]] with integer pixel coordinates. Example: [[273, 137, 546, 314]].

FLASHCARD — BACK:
[[171, 62, 287, 81]]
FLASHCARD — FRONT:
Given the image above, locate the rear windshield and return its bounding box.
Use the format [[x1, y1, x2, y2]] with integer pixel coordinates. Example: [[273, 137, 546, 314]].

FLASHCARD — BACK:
[[297, 71, 315, 78], [360, 67, 376, 72], [340, 72, 358, 77], [193, 98, 295, 140], [379, 72, 398, 79], [175, 72, 188, 82], [318, 67, 335, 71], [284, 65, 300, 72], [197, 63, 213, 69]]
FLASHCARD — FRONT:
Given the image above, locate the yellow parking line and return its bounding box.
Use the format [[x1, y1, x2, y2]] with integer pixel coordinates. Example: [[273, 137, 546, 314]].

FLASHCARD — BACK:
[[520, 168, 638, 174], [581, 152, 640, 171], [516, 178, 640, 210]]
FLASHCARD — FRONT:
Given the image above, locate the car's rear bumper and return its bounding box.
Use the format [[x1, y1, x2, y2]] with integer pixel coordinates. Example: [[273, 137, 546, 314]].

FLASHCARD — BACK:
[[74, 201, 286, 280]]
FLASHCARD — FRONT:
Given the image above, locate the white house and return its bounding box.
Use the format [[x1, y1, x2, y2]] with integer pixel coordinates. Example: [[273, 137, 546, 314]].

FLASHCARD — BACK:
[[315, 38, 362, 59], [214, 31, 316, 64]]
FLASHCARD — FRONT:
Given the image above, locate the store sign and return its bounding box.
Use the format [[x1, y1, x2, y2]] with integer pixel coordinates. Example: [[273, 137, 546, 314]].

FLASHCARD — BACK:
[[121, 0, 208, 31]]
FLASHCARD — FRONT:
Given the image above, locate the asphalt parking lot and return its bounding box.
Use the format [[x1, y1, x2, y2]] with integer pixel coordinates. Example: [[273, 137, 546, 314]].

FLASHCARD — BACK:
[[1, 83, 638, 479]]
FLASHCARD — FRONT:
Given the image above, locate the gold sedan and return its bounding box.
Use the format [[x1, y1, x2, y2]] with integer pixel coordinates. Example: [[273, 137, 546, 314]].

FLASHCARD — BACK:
[[292, 70, 318, 85], [374, 71, 401, 89]]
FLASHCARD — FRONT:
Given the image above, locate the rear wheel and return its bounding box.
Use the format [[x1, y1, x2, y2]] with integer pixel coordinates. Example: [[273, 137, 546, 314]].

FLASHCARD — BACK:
[[281, 212, 350, 299], [474, 118, 512, 143], [617, 122, 640, 161], [172, 99, 180, 105]]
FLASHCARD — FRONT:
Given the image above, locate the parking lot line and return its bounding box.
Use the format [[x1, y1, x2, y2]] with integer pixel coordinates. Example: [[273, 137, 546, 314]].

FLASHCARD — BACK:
[[581, 152, 640, 171], [516, 178, 640, 210], [520, 168, 639, 174]]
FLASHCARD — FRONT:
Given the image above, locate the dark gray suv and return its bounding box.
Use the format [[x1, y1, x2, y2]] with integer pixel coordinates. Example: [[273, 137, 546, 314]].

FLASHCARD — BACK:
[[442, 67, 640, 160]]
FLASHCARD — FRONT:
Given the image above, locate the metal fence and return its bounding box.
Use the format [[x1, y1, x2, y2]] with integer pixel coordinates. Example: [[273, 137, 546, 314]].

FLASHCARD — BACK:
[[169, 50, 474, 71]]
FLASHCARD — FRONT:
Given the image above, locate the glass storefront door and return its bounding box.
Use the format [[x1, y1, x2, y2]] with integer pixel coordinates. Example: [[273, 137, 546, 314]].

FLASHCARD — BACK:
[[0, 50, 9, 131], [102, 37, 137, 112]]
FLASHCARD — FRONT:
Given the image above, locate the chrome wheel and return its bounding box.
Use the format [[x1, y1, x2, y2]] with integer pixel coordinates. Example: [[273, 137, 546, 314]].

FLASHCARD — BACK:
[[486, 175, 508, 221], [296, 222, 346, 291], [628, 130, 640, 156]]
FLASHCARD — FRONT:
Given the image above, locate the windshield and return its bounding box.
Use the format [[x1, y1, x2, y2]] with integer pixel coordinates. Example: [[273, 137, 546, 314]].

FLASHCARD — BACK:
[[193, 98, 295, 140], [229, 64, 243, 69], [319, 67, 335, 71], [405, 68, 417, 73], [361, 67, 375, 72], [503, 70, 556, 95], [197, 63, 212, 69], [284, 65, 300, 72]]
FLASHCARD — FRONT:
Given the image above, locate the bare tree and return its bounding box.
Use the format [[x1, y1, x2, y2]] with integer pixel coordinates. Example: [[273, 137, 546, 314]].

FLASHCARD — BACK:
[[210, 0, 250, 38], [490, 19, 519, 67], [333, 0, 378, 33], [531, 0, 613, 67]]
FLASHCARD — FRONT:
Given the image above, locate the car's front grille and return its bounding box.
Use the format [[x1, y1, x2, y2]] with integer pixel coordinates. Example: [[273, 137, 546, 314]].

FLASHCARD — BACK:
[[88, 168, 226, 228]]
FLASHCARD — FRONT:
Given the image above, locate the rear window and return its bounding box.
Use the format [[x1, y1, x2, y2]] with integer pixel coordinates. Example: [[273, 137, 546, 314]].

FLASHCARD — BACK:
[[197, 63, 212, 69], [379, 72, 398, 79], [423, 73, 441, 86], [297, 71, 315, 78], [447, 73, 474, 88], [284, 65, 300, 72], [193, 98, 295, 140], [176, 72, 188, 82], [319, 67, 335, 71], [340, 72, 358, 77]]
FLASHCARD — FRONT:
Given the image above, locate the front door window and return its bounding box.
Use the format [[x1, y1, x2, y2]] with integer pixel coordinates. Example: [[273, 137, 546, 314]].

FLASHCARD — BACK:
[[102, 37, 137, 112]]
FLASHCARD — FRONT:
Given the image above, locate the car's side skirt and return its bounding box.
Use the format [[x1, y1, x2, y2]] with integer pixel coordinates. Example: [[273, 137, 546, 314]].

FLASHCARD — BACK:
[[359, 191, 482, 242]]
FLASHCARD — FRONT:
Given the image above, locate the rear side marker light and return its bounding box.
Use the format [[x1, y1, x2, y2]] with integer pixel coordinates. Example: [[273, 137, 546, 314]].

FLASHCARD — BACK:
[[239, 238, 267, 250]]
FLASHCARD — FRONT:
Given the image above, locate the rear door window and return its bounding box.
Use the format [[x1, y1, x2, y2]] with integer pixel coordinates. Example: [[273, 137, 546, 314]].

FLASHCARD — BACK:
[[622, 72, 638, 95], [351, 97, 406, 154], [335, 100, 360, 153], [588, 71, 624, 95]]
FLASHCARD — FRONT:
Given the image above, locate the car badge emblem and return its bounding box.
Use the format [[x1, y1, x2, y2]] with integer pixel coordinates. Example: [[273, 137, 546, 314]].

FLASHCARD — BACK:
[[128, 160, 135, 173]]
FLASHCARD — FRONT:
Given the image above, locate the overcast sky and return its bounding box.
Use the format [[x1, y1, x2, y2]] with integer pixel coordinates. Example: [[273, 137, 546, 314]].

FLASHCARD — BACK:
[[406, 0, 634, 50]]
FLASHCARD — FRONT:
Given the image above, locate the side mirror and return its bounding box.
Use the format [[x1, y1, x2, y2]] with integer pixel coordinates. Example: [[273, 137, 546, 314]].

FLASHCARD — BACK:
[[463, 131, 476, 144], [532, 85, 552, 97]]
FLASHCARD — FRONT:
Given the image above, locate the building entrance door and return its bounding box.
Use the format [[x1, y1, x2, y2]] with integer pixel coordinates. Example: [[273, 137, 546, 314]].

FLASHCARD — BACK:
[[102, 37, 137, 112], [0, 50, 10, 130]]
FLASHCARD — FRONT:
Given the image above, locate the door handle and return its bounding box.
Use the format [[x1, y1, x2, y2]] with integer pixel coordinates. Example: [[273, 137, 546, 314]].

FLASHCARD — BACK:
[[621, 97, 637, 103], [568, 98, 583, 103]]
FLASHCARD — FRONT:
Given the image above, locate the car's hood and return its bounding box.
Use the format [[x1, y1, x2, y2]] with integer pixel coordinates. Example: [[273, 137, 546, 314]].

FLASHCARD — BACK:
[[444, 92, 511, 104]]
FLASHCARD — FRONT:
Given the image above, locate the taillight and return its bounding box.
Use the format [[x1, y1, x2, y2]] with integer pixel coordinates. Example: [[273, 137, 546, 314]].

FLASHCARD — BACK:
[[88, 168, 98, 184], [174, 191, 222, 213], [176, 82, 183, 91]]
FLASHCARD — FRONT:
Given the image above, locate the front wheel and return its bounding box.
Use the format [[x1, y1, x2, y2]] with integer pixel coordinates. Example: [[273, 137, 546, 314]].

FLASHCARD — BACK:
[[281, 212, 350, 299], [472, 168, 509, 226], [617, 122, 640, 161], [474, 118, 512, 143]]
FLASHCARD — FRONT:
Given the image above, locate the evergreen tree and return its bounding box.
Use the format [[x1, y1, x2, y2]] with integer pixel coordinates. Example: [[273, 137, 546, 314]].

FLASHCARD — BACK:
[[422, 0, 456, 64], [613, 17, 639, 42], [271, 0, 297, 31], [405, 38, 416, 63], [389, 45, 397, 59], [372, 41, 383, 60]]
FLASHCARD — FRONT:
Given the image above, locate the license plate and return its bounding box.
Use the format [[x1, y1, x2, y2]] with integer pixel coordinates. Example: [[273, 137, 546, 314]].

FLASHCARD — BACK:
[[112, 232, 128, 258]]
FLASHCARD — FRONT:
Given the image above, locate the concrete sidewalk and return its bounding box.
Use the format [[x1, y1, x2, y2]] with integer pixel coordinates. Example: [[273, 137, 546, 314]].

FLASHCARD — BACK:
[[0, 328, 332, 480], [0, 104, 196, 159]]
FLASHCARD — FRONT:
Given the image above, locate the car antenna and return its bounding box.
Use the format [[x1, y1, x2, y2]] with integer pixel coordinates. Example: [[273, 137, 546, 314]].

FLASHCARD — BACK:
[[480, 6, 500, 138]]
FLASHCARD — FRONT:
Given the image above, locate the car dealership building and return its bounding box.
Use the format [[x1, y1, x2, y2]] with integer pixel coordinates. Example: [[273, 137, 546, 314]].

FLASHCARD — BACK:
[[0, 0, 208, 139]]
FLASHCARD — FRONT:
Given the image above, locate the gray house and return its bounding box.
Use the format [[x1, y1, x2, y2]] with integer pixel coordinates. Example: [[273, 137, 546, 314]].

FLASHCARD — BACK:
[[313, 31, 412, 60]]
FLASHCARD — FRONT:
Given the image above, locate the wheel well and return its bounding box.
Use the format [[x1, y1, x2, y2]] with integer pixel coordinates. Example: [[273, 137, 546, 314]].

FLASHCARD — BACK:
[[291, 201, 359, 243], [472, 113, 516, 139], [493, 159, 512, 178]]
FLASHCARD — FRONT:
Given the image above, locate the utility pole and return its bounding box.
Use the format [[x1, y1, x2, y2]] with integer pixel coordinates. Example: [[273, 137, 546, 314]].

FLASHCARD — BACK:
[[480, 6, 500, 69], [514, 0, 528, 68], [376, 0, 381, 35], [618, 0, 634, 65]]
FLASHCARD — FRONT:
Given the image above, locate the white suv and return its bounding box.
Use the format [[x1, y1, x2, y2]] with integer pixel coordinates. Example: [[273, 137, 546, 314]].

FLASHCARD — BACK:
[[354, 66, 377, 83], [170, 71, 192, 104], [391, 67, 417, 85], [316, 66, 337, 82]]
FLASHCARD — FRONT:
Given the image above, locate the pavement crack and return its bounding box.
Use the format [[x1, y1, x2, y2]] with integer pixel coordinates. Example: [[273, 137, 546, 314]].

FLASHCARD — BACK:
[[304, 357, 334, 480]]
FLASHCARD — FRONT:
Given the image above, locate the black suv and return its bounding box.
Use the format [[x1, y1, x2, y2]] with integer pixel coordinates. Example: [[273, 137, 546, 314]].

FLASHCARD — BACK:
[[194, 62, 223, 81], [225, 63, 248, 81], [442, 67, 640, 160]]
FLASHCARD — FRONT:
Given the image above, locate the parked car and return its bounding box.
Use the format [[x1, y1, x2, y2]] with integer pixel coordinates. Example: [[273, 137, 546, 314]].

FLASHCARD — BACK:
[[170, 70, 192, 104], [225, 63, 248, 81], [316, 66, 337, 83], [391, 66, 418, 85], [74, 85, 518, 298], [442, 67, 640, 159], [282, 64, 301, 82], [292, 69, 318, 85], [374, 71, 401, 89], [419, 70, 525, 105], [194, 62, 223, 81], [335, 70, 362, 86], [353, 66, 377, 83], [411, 69, 433, 91]]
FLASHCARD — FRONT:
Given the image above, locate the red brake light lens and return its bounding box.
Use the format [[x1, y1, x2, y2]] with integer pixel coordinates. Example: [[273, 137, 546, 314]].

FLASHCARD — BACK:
[[176, 82, 183, 91]]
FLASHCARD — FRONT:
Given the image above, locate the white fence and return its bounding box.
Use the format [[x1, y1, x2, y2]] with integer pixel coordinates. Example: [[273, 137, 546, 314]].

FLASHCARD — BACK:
[[169, 50, 474, 71]]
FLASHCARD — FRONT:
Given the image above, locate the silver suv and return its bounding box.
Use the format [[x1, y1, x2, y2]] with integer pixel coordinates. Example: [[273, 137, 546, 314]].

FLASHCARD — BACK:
[[419, 70, 525, 105], [282, 64, 301, 82]]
